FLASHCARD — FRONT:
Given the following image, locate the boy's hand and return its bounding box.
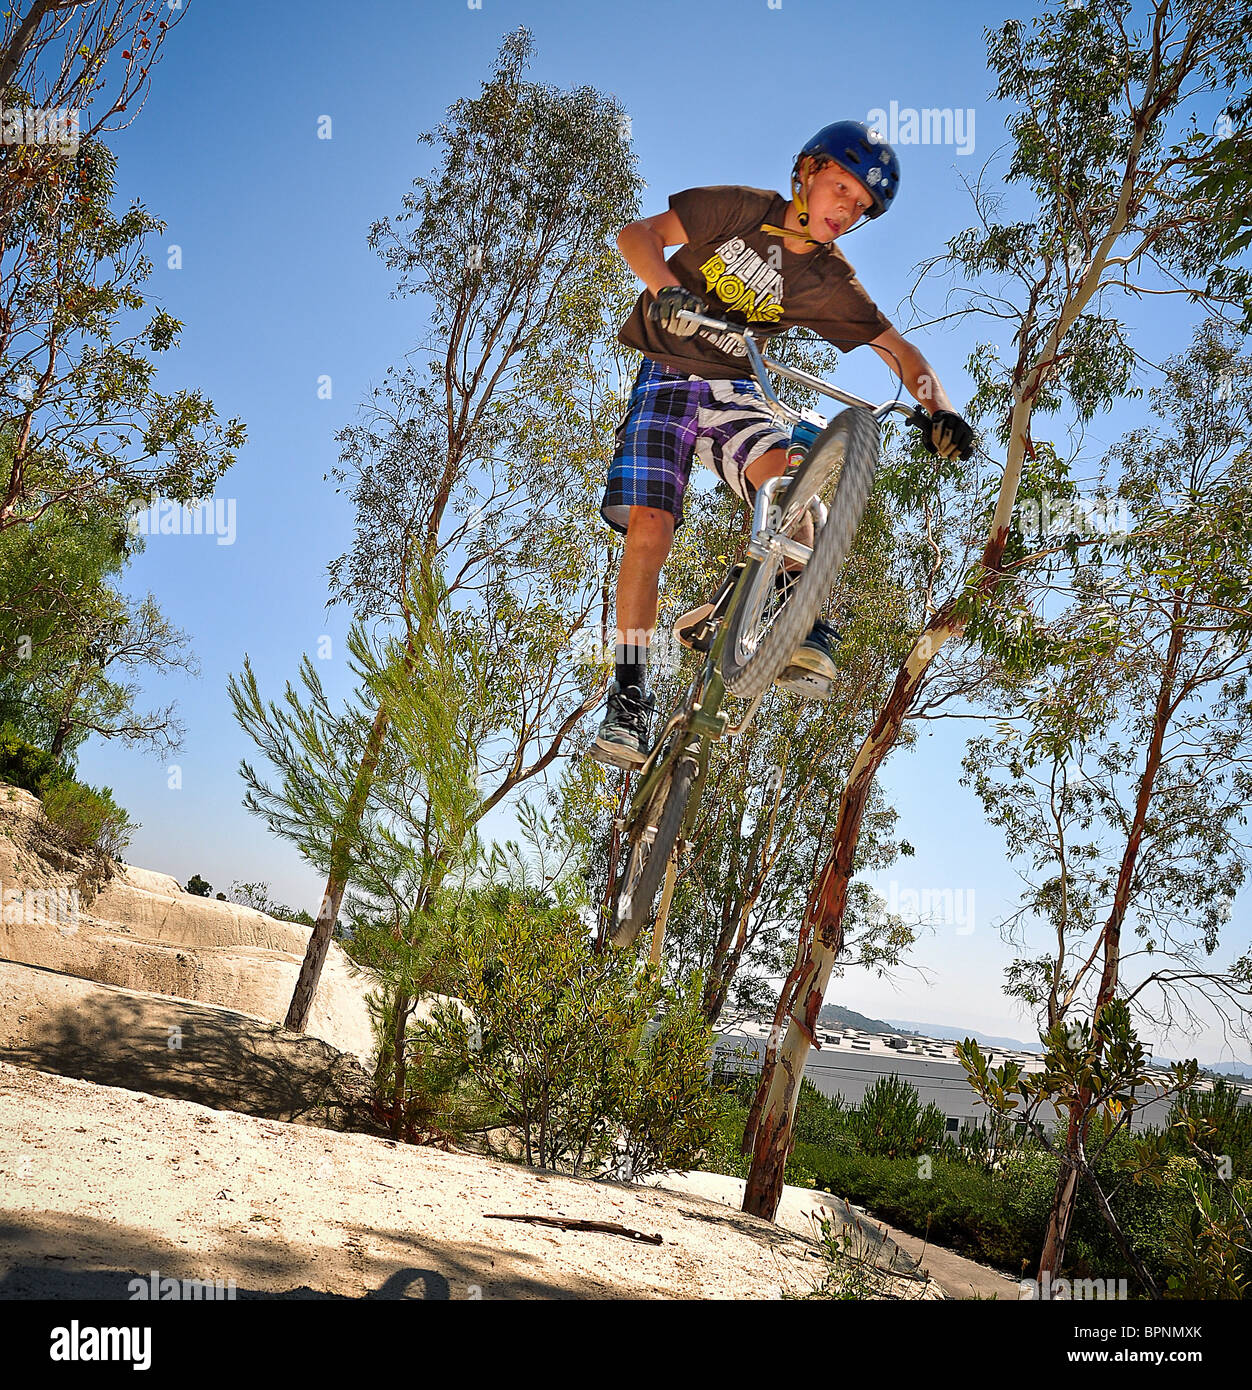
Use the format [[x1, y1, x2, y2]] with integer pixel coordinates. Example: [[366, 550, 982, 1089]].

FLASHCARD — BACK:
[[649, 285, 705, 337], [922, 410, 975, 462]]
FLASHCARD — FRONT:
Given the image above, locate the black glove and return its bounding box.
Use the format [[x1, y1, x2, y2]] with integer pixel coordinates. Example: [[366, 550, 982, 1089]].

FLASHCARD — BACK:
[[648, 285, 705, 338], [921, 409, 975, 462]]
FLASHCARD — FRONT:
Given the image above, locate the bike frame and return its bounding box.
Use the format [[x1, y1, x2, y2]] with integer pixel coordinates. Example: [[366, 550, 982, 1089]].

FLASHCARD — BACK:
[[617, 312, 929, 852]]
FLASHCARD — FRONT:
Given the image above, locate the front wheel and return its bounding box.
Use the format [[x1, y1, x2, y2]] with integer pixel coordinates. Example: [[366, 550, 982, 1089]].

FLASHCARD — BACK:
[[608, 749, 698, 950], [719, 406, 879, 700]]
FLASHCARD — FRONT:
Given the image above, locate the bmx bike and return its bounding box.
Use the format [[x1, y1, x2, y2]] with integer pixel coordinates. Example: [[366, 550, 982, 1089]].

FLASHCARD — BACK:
[[605, 307, 932, 951]]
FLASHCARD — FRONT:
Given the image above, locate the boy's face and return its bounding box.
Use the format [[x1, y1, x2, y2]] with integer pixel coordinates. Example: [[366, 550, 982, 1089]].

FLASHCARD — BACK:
[[800, 157, 874, 240]]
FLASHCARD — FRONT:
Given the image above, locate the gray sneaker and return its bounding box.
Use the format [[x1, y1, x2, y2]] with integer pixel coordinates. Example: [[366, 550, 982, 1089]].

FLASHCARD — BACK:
[[590, 680, 655, 769]]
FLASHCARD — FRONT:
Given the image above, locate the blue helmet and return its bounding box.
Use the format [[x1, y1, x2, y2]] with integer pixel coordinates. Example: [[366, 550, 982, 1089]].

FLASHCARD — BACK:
[[796, 121, 900, 219]]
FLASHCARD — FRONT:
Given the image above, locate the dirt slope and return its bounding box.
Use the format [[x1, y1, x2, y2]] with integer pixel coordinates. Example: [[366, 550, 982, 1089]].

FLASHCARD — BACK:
[[0, 1061, 859, 1300]]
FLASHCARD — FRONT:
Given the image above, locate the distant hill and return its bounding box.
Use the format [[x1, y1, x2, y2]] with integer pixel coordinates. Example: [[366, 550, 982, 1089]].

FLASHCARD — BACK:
[[824, 1004, 1252, 1077], [884, 1019, 1042, 1052], [817, 1004, 900, 1034], [818, 1006, 1041, 1051], [1148, 1056, 1252, 1082]]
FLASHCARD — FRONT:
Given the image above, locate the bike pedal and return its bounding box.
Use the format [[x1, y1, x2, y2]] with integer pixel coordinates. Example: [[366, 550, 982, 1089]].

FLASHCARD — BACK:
[[774, 669, 834, 702]]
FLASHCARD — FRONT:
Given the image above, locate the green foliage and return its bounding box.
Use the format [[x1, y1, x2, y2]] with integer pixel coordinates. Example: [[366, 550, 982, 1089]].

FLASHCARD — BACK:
[[1131, 1079, 1252, 1298], [793, 1076, 853, 1150], [614, 982, 718, 1182], [0, 130, 244, 534], [365, 972, 494, 1144], [39, 778, 135, 858], [0, 724, 64, 795], [850, 1074, 947, 1159], [414, 891, 714, 1177], [1157, 1167, 1252, 1300], [786, 1131, 1195, 1286], [808, 1149, 1033, 1269], [1166, 1079, 1252, 1171], [184, 874, 211, 897]]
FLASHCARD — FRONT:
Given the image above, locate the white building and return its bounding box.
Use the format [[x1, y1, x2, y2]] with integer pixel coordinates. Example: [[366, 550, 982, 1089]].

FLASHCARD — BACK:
[[712, 1021, 1252, 1138]]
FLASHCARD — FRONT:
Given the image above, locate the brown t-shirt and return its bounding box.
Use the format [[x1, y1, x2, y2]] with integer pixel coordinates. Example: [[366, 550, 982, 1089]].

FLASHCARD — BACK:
[[617, 185, 894, 380]]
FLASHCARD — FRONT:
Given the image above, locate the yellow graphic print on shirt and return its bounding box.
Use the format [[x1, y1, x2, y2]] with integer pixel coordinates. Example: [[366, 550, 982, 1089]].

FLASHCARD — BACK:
[[699, 235, 785, 326]]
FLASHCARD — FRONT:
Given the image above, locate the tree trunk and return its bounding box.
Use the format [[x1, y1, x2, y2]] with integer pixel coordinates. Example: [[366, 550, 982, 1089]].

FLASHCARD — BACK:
[[1036, 616, 1185, 1279], [388, 990, 414, 1139], [742, 748, 870, 1215], [284, 698, 392, 1031], [740, 350, 1054, 1221], [1037, 1124, 1083, 1282]]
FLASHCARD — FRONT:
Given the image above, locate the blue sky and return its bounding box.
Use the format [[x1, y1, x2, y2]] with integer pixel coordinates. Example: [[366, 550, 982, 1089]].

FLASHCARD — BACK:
[[68, 0, 1249, 1064]]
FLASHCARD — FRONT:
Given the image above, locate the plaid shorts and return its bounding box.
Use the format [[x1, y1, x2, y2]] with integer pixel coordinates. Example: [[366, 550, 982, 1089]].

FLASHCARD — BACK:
[[600, 356, 790, 535]]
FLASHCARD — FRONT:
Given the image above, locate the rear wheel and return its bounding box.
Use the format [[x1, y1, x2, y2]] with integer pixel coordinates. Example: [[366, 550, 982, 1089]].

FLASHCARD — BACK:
[[609, 747, 698, 950], [719, 407, 879, 699]]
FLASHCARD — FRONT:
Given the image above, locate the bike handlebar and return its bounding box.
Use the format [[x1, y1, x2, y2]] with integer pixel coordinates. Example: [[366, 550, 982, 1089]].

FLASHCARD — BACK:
[[660, 306, 931, 434]]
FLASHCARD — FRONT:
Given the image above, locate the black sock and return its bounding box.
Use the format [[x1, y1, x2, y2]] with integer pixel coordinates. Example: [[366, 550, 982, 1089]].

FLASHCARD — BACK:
[[615, 640, 647, 694]]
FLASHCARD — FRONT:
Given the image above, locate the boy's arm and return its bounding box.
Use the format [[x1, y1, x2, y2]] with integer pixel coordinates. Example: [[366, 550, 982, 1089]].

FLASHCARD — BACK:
[[868, 325, 975, 461], [617, 209, 690, 295], [867, 325, 954, 413]]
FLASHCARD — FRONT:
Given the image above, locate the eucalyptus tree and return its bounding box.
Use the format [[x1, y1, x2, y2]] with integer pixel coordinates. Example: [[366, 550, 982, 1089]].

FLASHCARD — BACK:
[[0, 2, 180, 147], [962, 320, 1252, 1276], [270, 29, 643, 1029], [0, 441, 195, 766], [744, 0, 1252, 1222], [1, 4, 239, 540]]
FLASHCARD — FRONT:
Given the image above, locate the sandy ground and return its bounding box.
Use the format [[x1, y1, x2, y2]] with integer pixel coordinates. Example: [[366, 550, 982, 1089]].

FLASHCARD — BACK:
[[644, 1171, 1021, 1300], [0, 1061, 866, 1301], [0, 785, 1006, 1300]]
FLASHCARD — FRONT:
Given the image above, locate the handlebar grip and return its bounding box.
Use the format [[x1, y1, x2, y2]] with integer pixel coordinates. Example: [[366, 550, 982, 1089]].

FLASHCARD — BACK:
[[906, 405, 931, 432]]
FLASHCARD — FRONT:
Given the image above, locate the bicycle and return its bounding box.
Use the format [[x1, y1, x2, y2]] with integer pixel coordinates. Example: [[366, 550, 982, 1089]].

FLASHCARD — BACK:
[[605, 307, 932, 951]]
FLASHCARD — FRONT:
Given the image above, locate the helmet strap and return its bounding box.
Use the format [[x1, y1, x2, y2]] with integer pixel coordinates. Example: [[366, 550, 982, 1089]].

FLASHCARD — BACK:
[[759, 157, 826, 249], [792, 161, 810, 228]]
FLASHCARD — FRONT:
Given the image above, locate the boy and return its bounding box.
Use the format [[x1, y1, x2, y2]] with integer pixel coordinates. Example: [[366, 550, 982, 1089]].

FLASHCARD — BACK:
[[591, 120, 974, 770]]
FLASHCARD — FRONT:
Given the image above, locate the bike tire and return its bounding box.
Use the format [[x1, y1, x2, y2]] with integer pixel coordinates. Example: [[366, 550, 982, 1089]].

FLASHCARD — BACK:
[[719, 406, 879, 700], [608, 750, 698, 951]]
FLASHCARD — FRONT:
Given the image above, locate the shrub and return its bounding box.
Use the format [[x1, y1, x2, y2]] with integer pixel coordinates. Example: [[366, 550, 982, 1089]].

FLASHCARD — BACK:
[[1165, 1078, 1252, 1173], [850, 1074, 946, 1158], [40, 778, 136, 857], [614, 984, 719, 1180], [699, 1093, 753, 1179], [0, 725, 63, 795], [414, 896, 715, 1177], [793, 1077, 854, 1150]]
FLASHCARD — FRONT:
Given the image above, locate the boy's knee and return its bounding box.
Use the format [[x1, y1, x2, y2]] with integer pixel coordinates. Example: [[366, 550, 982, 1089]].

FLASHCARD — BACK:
[[624, 506, 675, 561]]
